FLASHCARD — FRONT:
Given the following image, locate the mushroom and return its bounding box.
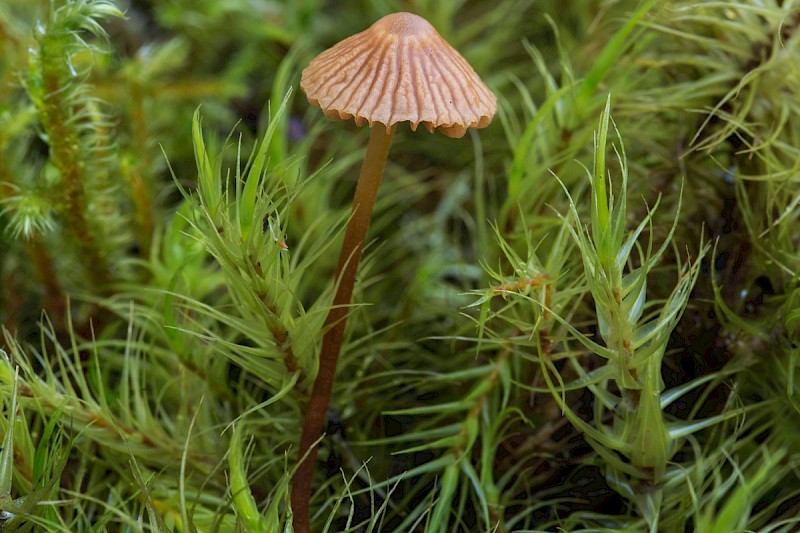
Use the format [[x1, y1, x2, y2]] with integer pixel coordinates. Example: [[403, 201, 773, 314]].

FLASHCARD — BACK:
[[292, 12, 496, 531]]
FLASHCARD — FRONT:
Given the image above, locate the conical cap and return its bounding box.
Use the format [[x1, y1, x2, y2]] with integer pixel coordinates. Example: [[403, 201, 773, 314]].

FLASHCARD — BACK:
[[300, 12, 496, 138]]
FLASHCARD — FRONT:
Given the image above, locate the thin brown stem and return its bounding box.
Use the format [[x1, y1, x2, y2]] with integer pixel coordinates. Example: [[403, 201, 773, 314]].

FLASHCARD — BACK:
[[291, 124, 396, 533]]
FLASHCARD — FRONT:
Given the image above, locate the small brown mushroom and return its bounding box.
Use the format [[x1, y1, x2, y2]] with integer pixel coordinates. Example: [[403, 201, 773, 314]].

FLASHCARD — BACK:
[[301, 11, 496, 137], [292, 13, 496, 532]]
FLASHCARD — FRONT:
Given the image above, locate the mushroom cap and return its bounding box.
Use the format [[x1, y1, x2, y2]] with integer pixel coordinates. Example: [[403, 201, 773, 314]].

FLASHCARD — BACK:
[[300, 12, 496, 138]]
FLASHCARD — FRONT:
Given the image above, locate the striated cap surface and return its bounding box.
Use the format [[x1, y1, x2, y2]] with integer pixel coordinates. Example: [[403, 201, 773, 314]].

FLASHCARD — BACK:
[[300, 12, 496, 138]]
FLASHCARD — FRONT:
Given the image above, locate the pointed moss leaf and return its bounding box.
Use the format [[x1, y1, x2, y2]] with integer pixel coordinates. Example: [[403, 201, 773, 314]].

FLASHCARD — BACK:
[[561, 363, 617, 392], [540, 356, 630, 453], [589, 436, 641, 478], [635, 490, 663, 533], [394, 436, 460, 456], [229, 425, 264, 531], [32, 402, 66, 489], [428, 462, 459, 532], [644, 182, 684, 274], [592, 95, 612, 241], [624, 272, 647, 324], [269, 49, 301, 168], [553, 308, 617, 360], [458, 460, 492, 529], [632, 319, 665, 351], [666, 405, 754, 440], [617, 211, 654, 273], [0, 370, 19, 497], [349, 455, 453, 495], [192, 109, 221, 218], [384, 401, 472, 416], [240, 89, 293, 239], [630, 382, 668, 476], [354, 424, 461, 446], [659, 372, 723, 410], [597, 302, 611, 342]]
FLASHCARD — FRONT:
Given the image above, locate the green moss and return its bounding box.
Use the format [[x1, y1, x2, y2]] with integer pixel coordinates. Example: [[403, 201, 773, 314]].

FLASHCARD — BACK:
[[1, 0, 799, 531]]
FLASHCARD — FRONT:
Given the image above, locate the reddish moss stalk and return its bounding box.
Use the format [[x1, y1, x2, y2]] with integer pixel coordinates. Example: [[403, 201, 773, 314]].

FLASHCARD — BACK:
[[33, 41, 112, 290], [45, 105, 110, 288], [291, 125, 395, 533]]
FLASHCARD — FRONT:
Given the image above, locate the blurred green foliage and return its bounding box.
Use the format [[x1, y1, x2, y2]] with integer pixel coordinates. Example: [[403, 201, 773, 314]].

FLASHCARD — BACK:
[[0, 0, 799, 531]]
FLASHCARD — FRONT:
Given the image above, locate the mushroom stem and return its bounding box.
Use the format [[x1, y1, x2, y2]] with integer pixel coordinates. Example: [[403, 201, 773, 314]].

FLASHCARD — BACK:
[[292, 124, 396, 532]]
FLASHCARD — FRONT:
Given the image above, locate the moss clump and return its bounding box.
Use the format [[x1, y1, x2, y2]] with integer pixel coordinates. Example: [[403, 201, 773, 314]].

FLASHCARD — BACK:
[[1, 1, 798, 531]]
